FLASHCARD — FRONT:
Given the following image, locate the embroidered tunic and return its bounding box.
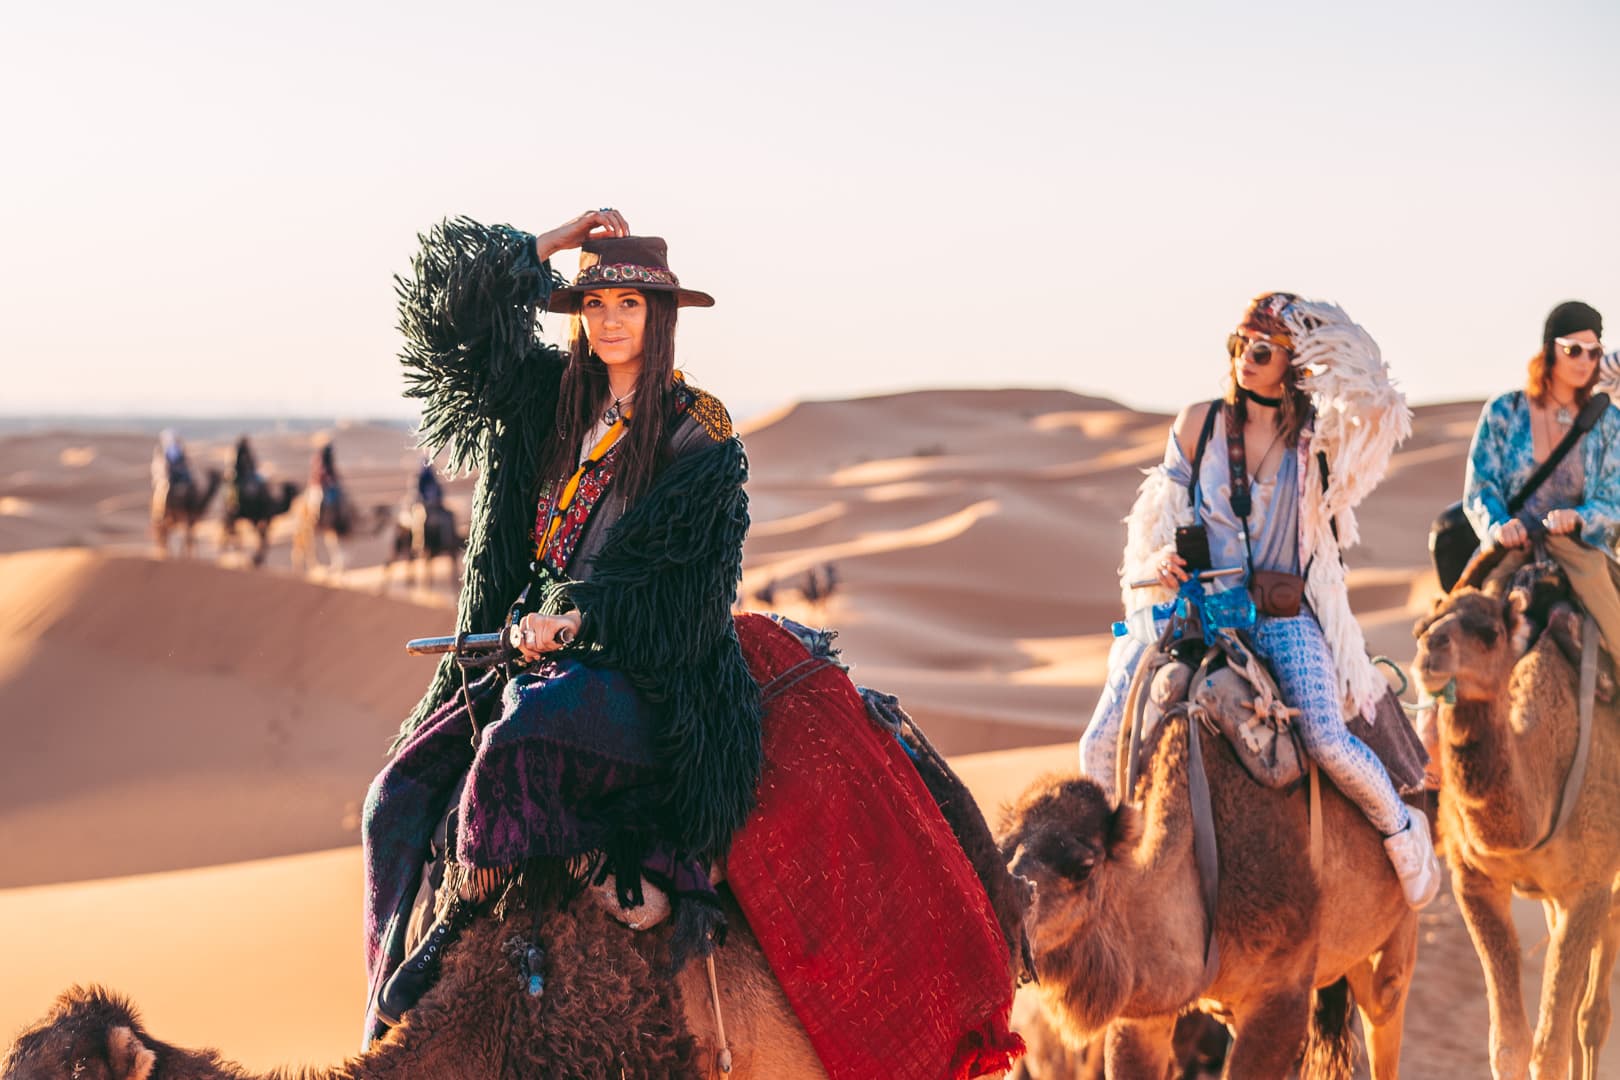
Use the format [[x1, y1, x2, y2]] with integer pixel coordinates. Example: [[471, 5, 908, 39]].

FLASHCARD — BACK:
[[1464, 390, 1620, 552]]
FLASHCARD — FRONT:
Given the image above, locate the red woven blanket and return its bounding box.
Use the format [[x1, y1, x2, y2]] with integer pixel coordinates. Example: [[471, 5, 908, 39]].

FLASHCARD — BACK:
[[728, 614, 1023, 1080]]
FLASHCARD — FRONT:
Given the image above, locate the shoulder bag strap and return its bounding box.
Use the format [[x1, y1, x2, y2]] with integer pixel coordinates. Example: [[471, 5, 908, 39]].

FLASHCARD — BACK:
[[1187, 399, 1223, 511], [1508, 392, 1611, 515]]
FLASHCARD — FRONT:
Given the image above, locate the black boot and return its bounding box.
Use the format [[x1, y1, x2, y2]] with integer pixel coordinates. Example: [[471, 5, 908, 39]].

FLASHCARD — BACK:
[[375, 895, 475, 1027]]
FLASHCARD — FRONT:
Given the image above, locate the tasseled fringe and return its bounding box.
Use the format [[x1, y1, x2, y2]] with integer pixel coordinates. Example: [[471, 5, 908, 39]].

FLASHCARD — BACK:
[[394, 220, 567, 749], [668, 893, 728, 976], [568, 438, 762, 862], [948, 1023, 1027, 1080], [443, 863, 512, 906]]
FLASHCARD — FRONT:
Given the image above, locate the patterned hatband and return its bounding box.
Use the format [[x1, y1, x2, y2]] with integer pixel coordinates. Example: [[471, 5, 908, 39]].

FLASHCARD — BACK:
[[572, 262, 680, 289]]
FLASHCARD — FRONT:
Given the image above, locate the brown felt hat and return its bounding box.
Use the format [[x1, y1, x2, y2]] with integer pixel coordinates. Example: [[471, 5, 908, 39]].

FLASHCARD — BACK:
[[544, 235, 715, 313]]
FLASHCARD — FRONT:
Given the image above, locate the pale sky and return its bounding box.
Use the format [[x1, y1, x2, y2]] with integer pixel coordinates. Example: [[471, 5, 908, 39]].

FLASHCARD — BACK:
[[3, 0, 1617, 419]]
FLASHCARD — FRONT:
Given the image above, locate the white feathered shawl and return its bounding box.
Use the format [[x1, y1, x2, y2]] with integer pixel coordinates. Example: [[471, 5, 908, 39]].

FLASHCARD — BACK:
[[1118, 299, 1412, 722]]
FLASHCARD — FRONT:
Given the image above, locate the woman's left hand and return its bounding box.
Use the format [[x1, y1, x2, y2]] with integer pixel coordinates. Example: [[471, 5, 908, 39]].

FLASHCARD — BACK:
[[510, 611, 583, 661], [1543, 508, 1584, 536]]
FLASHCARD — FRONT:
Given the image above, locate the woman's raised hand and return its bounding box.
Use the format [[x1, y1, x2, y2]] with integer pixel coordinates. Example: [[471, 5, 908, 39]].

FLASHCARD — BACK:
[[535, 209, 630, 261], [509, 611, 583, 661], [1152, 543, 1189, 590]]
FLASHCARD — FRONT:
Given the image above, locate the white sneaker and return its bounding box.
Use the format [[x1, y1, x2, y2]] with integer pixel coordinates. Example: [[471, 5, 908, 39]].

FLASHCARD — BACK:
[[1384, 811, 1442, 909]]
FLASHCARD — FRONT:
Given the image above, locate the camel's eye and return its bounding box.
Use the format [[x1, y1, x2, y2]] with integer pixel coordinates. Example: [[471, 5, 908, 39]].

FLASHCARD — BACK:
[[1038, 836, 1100, 882]]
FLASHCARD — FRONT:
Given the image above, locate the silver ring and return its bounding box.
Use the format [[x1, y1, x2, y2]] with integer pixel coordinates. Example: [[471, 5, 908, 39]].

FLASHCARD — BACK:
[[598, 206, 613, 213]]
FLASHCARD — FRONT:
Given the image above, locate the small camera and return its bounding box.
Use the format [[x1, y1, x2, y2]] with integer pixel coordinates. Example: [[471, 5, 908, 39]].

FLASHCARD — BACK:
[[1175, 524, 1212, 572]]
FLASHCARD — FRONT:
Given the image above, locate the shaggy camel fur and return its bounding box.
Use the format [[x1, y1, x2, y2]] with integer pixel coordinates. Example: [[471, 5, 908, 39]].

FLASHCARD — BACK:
[[152, 469, 222, 559], [999, 717, 1418, 1080], [2, 896, 825, 1080], [1414, 586, 1620, 1080]]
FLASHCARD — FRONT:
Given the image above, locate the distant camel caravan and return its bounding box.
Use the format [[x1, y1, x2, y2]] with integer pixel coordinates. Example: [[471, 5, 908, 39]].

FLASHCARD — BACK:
[[150, 468, 221, 559], [1000, 728, 1418, 1078], [1413, 558, 1620, 1080], [0, 899, 825, 1080]]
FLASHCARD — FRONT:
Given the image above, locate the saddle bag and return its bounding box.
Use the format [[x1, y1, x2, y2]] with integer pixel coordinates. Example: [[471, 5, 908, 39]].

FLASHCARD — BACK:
[[1188, 635, 1306, 790]]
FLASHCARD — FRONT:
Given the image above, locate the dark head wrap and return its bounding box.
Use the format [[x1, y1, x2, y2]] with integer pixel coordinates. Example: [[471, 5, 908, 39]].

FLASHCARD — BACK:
[[1544, 300, 1603, 357]]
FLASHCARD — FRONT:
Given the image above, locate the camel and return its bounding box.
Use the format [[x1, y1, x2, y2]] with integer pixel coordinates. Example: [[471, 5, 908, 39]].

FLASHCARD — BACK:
[[3, 893, 826, 1080], [383, 501, 462, 587], [1413, 584, 1620, 1080], [220, 479, 299, 568], [151, 468, 222, 558], [290, 488, 387, 578], [999, 718, 1419, 1079]]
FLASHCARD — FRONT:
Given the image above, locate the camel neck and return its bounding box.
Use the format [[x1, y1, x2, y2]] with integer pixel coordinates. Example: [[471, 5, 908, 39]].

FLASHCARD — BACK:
[[1440, 700, 1549, 852]]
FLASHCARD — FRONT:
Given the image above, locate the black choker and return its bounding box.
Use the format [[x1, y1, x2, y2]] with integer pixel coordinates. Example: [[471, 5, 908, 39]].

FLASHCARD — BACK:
[[1242, 388, 1284, 408]]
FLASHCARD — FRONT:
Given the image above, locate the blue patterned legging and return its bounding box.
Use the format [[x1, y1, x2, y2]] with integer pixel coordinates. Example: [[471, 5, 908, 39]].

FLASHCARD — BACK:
[[1079, 612, 1409, 837]]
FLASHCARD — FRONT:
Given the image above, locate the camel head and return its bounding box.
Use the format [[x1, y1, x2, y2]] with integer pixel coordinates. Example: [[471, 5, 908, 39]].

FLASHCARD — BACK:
[[2, 987, 157, 1080], [1412, 587, 1520, 703], [998, 774, 1142, 959]]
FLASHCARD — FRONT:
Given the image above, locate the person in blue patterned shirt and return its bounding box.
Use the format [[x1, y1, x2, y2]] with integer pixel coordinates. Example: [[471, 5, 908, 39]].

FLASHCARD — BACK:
[[1464, 300, 1620, 554]]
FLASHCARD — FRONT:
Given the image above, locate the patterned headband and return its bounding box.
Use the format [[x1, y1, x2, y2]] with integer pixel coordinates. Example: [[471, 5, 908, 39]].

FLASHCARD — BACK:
[[1238, 292, 1298, 350], [571, 262, 681, 289]]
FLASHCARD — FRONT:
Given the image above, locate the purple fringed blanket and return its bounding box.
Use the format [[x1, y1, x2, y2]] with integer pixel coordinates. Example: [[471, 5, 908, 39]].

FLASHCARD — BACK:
[[359, 659, 666, 1039]]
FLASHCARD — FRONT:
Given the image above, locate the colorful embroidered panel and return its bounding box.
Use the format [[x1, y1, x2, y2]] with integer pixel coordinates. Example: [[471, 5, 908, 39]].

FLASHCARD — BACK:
[[533, 382, 711, 573]]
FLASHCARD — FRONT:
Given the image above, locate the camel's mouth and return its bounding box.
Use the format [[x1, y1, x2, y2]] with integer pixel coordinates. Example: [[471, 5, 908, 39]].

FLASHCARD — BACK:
[[1412, 658, 1455, 697]]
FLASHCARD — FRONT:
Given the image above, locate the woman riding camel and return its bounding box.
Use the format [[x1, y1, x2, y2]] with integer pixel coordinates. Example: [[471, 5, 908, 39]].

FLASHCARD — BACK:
[[1464, 300, 1620, 555], [360, 210, 759, 1039], [1078, 291, 1441, 910]]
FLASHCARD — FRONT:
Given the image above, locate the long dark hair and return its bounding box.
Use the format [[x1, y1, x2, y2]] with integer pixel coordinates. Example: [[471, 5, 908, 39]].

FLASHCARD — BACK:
[[1224, 340, 1311, 447], [537, 290, 680, 504]]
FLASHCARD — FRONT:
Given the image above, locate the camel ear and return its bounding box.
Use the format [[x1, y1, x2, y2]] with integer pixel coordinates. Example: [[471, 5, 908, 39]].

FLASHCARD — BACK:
[[1107, 803, 1143, 859], [107, 1025, 157, 1080]]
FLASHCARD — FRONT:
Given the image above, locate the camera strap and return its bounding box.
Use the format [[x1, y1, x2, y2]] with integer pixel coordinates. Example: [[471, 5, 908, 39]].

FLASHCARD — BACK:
[[1223, 401, 1258, 576]]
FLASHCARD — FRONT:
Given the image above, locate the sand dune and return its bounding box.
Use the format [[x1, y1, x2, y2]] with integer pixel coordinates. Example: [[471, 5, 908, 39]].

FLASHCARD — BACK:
[[7, 388, 1590, 1077], [0, 549, 447, 888]]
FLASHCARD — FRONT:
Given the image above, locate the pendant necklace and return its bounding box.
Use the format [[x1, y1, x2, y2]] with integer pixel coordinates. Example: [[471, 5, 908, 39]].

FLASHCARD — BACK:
[[1551, 396, 1575, 426], [603, 388, 636, 426]]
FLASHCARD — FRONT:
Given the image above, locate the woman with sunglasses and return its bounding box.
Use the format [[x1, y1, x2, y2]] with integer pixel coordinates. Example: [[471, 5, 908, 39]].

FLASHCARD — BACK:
[[359, 210, 760, 1037], [1079, 292, 1441, 909], [1464, 300, 1620, 553]]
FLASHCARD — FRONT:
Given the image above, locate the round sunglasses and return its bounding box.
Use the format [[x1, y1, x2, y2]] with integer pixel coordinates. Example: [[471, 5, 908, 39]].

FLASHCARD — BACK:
[[1555, 337, 1606, 361], [1227, 334, 1286, 364]]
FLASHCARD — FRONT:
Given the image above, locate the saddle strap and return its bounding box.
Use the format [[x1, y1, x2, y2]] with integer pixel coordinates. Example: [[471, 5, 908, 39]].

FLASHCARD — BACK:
[[1184, 703, 1222, 990], [1309, 761, 1323, 880], [1118, 625, 1175, 801], [1537, 613, 1599, 850]]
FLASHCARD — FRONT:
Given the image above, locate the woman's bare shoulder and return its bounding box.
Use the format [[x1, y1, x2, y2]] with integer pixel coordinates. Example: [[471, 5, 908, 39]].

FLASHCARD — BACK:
[[1172, 400, 1215, 461]]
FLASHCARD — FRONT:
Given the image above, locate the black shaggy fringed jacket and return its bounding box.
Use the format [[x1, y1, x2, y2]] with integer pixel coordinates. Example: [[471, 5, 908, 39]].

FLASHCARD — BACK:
[[394, 217, 761, 864]]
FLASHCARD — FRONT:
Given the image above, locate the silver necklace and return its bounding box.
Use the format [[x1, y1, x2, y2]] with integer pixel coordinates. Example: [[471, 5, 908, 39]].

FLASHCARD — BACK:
[[1248, 422, 1285, 484], [1550, 396, 1575, 426]]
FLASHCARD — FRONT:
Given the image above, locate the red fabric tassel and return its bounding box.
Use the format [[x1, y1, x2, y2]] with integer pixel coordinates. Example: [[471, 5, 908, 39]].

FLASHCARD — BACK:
[[728, 614, 1024, 1080]]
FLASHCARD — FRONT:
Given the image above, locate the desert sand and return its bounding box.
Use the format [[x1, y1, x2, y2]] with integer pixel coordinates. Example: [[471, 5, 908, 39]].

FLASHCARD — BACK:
[[0, 390, 1603, 1075]]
